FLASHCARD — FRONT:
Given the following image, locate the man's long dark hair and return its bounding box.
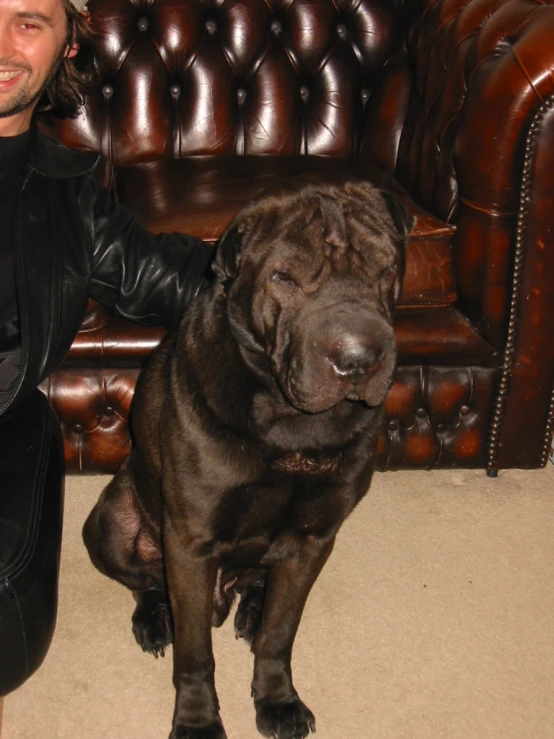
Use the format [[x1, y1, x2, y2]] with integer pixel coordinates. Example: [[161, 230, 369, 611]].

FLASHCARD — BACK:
[[39, 0, 97, 117]]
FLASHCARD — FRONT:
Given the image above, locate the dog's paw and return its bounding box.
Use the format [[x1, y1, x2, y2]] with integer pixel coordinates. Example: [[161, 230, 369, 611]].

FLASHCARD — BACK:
[[132, 589, 173, 658], [255, 699, 316, 739], [234, 587, 264, 645], [169, 722, 227, 739]]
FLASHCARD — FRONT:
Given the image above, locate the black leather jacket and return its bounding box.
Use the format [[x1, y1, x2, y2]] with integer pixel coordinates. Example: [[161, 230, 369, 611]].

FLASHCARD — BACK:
[[0, 127, 212, 418]]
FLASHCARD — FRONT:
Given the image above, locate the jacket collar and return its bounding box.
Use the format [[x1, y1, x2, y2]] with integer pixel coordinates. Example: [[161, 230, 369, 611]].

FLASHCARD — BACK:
[[28, 122, 100, 179]]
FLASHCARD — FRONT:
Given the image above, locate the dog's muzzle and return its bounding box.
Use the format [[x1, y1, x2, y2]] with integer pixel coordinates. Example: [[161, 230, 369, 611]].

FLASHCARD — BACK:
[[280, 307, 397, 413]]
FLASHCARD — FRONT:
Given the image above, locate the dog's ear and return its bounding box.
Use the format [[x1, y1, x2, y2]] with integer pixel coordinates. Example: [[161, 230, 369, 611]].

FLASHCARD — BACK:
[[381, 192, 415, 239], [212, 224, 243, 282]]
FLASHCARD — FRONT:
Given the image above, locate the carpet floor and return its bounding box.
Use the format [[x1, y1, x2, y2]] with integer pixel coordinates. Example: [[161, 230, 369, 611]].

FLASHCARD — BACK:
[[4, 466, 554, 739]]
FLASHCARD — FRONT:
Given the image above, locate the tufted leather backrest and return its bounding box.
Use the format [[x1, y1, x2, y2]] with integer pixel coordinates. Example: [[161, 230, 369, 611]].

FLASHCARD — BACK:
[[55, 0, 406, 166], [51, 0, 554, 350]]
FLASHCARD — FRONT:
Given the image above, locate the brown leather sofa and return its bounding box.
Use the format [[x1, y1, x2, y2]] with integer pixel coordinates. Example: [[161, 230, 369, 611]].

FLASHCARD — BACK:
[[42, 0, 554, 474]]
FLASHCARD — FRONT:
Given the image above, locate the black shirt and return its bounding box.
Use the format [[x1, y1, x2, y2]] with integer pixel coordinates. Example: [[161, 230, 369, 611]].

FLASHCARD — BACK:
[[0, 130, 30, 392]]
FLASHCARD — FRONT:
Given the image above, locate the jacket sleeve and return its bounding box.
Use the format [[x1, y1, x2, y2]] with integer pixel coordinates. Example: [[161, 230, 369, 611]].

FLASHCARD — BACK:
[[83, 173, 213, 333]]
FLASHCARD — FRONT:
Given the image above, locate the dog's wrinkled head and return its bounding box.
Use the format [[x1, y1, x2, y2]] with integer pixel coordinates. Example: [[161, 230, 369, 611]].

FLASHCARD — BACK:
[[213, 176, 413, 414]]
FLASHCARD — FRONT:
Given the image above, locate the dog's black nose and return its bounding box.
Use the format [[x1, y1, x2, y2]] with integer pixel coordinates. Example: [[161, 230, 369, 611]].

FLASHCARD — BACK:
[[330, 335, 381, 377]]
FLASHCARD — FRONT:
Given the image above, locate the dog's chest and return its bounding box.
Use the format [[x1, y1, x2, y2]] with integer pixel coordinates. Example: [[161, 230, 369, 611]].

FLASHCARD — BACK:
[[212, 451, 354, 565]]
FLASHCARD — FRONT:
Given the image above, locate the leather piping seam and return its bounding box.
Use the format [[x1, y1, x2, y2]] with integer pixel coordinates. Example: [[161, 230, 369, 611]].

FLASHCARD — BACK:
[[486, 92, 554, 473], [4, 579, 29, 678]]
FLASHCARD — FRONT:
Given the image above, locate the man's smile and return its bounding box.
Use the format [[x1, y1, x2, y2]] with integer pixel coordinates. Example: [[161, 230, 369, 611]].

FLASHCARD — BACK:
[[0, 70, 25, 87]]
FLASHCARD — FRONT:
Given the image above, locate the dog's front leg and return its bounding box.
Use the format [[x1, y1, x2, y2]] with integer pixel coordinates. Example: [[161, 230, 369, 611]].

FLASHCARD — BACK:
[[252, 536, 335, 739], [163, 515, 226, 739]]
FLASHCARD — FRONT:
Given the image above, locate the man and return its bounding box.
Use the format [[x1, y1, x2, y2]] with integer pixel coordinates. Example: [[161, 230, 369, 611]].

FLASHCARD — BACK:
[[0, 0, 213, 698]]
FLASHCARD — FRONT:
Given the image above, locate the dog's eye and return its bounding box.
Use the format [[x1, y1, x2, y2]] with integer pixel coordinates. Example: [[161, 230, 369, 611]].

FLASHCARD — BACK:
[[271, 270, 297, 286]]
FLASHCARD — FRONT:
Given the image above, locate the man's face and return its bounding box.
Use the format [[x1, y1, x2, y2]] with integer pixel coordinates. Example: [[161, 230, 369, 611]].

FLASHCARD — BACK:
[[0, 0, 77, 134]]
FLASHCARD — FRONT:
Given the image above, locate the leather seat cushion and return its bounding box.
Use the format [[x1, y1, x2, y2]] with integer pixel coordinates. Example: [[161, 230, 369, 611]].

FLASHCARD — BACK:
[[113, 155, 457, 312]]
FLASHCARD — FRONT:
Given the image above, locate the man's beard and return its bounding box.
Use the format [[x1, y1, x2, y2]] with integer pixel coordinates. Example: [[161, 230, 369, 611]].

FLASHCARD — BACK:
[[0, 46, 66, 120]]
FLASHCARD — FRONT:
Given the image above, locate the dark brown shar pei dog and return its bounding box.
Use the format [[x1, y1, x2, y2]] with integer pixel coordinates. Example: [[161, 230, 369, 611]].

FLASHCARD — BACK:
[[83, 175, 413, 739]]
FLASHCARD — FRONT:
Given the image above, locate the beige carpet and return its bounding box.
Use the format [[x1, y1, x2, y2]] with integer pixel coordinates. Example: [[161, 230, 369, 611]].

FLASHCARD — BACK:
[[4, 467, 554, 739]]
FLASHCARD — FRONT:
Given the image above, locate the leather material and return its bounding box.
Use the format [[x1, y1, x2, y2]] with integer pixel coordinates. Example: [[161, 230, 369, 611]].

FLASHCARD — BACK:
[[0, 390, 64, 696], [40, 307, 500, 473], [40, 360, 499, 474], [381, 365, 499, 470], [63, 304, 499, 371], [40, 0, 554, 470], [1, 127, 212, 419], [494, 101, 554, 468], [399, 0, 554, 349], [53, 0, 405, 164]]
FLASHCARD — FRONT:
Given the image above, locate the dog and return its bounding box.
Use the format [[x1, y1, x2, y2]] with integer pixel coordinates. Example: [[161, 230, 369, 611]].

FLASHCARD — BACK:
[[83, 174, 413, 739]]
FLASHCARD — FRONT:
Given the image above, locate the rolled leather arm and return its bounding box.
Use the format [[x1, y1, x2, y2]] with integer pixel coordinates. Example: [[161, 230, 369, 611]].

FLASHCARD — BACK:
[[398, 0, 554, 468]]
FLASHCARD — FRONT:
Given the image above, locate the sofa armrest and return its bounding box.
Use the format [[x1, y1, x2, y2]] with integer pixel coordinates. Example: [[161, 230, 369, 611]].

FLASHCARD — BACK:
[[399, 0, 554, 469], [400, 0, 554, 342]]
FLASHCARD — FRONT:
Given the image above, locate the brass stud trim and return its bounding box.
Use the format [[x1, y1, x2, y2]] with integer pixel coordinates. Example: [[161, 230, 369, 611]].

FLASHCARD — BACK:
[[487, 92, 554, 473], [540, 385, 554, 468]]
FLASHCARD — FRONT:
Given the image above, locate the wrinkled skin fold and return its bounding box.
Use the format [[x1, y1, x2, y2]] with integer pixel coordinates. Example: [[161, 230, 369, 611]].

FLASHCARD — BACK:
[[83, 175, 412, 739]]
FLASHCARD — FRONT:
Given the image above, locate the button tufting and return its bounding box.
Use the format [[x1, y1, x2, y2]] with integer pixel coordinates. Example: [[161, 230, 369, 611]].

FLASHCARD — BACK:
[[104, 406, 115, 417], [137, 16, 149, 32], [271, 18, 282, 35], [300, 86, 309, 102], [206, 19, 217, 35], [416, 408, 427, 419], [170, 83, 181, 100], [237, 88, 247, 105], [361, 89, 369, 104], [337, 23, 347, 38], [460, 405, 471, 416], [388, 420, 399, 431], [73, 424, 84, 434], [103, 84, 114, 100]]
